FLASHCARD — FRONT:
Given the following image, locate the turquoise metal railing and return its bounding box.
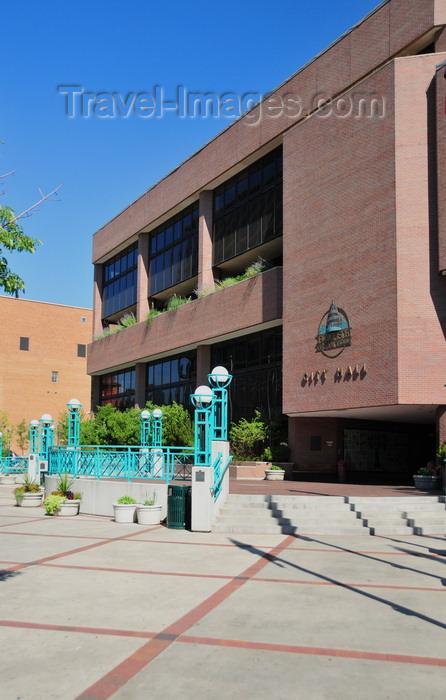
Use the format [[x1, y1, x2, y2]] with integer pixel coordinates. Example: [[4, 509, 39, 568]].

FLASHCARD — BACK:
[[0, 456, 28, 474], [213, 452, 232, 501], [48, 445, 194, 482]]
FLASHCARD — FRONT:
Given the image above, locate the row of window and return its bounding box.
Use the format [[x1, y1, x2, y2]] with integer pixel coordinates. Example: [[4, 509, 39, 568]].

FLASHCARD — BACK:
[[98, 328, 282, 423], [101, 148, 283, 318], [19, 337, 86, 357]]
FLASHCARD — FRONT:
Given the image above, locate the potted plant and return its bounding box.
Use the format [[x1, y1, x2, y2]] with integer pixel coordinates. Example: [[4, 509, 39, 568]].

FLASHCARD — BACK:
[[264, 464, 285, 481], [113, 495, 137, 523], [50, 473, 82, 515], [13, 473, 44, 507], [413, 466, 440, 491], [44, 494, 64, 515], [136, 493, 162, 525]]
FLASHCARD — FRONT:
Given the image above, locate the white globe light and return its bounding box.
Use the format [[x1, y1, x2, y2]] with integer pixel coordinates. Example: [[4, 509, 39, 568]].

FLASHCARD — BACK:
[[67, 398, 81, 411], [140, 410, 151, 420], [210, 365, 229, 386], [194, 385, 213, 404], [40, 413, 53, 423], [152, 408, 163, 419]]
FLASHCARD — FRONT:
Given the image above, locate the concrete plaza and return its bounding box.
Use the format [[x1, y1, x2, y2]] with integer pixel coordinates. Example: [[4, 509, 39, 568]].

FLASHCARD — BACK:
[[0, 482, 445, 700]]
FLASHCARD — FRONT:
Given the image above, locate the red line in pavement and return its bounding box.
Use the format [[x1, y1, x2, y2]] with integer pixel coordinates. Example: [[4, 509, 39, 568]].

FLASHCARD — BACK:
[[179, 635, 446, 667], [2, 618, 444, 671], [75, 534, 296, 700]]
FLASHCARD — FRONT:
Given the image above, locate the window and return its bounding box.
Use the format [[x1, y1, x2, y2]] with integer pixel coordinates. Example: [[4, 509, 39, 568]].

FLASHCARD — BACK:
[[103, 243, 138, 320], [51, 371, 58, 383], [149, 204, 199, 296], [81, 316, 87, 323], [146, 351, 197, 409], [213, 147, 282, 265], [20, 337, 29, 351], [99, 368, 136, 410], [211, 327, 282, 423], [77, 344, 86, 358]]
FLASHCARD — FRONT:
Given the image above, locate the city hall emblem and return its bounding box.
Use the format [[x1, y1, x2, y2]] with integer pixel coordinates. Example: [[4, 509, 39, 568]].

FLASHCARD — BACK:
[[316, 301, 351, 357]]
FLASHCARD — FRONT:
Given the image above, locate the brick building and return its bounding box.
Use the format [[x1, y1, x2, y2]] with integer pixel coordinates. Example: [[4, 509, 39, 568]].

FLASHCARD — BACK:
[[88, 0, 446, 482], [0, 297, 92, 453]]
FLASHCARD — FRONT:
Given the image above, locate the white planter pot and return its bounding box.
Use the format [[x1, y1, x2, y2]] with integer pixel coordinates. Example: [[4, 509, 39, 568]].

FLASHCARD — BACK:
[[59, 499, 81, 516], [264, 469, 285, 481], [0, 475, 17, 485], [136, 504, 162, 525], [16, 491, 44, 507], [113, 503, 137, 523]]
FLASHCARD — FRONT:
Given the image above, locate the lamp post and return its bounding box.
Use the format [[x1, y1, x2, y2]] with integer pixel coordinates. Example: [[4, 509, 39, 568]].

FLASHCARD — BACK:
[[29, 420, 39, 454], [151, 408, 164, 448], [67, 399, 82, 446], [140, 410, 151, 447], [190, 385, 215, 466], [39, 414, 54, 460], [208, 365, 232, 441]]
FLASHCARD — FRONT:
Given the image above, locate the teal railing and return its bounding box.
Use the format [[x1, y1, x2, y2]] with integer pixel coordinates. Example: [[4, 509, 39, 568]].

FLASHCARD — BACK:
[[48, 445, 194, 482], [0, 456, 28, 474], [213, 452, 232, 501]]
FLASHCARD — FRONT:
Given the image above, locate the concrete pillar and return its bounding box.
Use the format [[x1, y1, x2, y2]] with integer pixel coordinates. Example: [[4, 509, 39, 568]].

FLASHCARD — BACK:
[[196, 345, 211, 386], [135, 362, 147, 409], [91, 376, 101, 413], [198, 190, 214, 292], [436, 406, 446, 448], [92, 264, 103, 339], [137, 233, 150, 323]]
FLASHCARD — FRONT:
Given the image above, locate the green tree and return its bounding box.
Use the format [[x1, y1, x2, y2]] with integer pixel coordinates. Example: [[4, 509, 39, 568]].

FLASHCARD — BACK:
[[229, 410, 267, 461], [15, 419, 29, 455]]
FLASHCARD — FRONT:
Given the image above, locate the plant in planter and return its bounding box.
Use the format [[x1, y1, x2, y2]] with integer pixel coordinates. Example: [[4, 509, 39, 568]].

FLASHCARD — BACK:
[[44, 494, 64, 515], [14, 473, 43, 506], [136, 492, 162, 526], [51, 473, 82, 500], [413, 466, 440, 491], [113, 495, 138, 523], [264, 464, 285, 481]]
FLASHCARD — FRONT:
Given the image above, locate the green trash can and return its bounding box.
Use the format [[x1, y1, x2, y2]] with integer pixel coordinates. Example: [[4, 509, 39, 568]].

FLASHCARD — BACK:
[[167, 484, 191, 529]]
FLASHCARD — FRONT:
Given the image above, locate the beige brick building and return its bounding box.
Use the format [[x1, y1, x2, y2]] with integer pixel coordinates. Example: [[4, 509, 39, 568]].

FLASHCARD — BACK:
[[88, 0, 446, 482], [0, 297, 92, 453]]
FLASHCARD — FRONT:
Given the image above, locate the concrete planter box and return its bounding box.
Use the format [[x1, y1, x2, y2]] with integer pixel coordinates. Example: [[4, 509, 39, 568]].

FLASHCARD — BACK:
[[0, 475, 16, 485], [59, 499, 81, 516], [136, 504, 162, 525], [413, 475, 440, 491], [16, 491, 44, 507], [113, 503, 137, 523], [264, 469, 285, 481]]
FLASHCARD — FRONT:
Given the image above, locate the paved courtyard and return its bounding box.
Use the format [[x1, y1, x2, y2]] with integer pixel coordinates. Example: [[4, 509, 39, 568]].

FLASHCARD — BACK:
[[0, 483, 445, 700]]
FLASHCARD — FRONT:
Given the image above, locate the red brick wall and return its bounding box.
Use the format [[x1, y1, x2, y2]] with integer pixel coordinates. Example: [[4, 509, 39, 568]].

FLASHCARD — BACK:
[[0, 298, 92, 453], [93, 0, 446, 263], [87, 267, 282, 375]]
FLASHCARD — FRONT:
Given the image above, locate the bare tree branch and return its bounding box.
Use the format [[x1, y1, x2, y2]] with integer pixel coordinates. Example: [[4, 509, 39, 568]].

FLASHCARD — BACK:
[[8, 184, 63, 223]]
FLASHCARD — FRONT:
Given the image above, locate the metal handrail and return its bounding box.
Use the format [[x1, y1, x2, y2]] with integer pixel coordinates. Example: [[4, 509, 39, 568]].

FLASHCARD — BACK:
[[213, 453, 232, 501], [0, 456, 28, 473]]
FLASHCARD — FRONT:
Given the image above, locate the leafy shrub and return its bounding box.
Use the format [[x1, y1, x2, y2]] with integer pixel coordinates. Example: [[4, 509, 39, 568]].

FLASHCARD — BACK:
[[117, 495, 137, 504], [44, 494, 63, 514], [229, 410, 267, 461]]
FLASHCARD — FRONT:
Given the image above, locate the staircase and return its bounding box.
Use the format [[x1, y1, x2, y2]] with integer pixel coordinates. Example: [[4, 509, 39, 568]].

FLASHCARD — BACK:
[[213, 494, 446, 535]]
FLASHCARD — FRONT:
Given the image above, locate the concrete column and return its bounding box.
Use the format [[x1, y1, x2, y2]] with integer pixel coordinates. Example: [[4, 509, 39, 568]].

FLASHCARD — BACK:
[[91, 376, 101, 413], [196, 345, 211, 386], [135, 362, 147, 409], [92, 264, 103, 339], [436, 406, 446, 448], [198, 190, 214, 292], [137, 233, 150, 323]]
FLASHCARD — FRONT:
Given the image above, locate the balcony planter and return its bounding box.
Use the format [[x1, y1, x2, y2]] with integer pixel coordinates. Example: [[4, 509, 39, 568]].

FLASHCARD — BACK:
[[136, 504, 162, 525]]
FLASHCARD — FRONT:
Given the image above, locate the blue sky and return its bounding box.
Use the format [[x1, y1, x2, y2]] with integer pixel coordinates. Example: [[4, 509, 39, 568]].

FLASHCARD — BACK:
[[2, 0, 380, 309]]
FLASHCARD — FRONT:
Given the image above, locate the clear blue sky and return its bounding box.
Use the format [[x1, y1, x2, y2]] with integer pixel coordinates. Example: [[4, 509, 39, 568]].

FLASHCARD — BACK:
[[2, 0, 381, 310]]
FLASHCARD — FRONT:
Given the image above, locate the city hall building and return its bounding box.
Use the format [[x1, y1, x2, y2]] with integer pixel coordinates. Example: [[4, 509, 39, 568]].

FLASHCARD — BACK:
[[88, 0, 446, 482]]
